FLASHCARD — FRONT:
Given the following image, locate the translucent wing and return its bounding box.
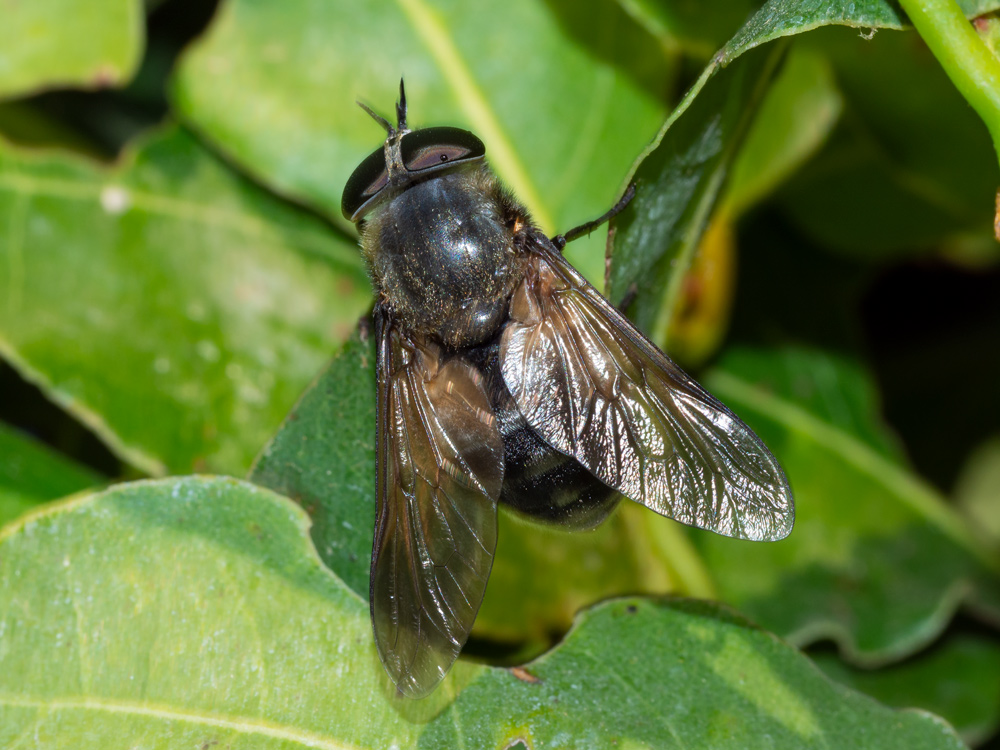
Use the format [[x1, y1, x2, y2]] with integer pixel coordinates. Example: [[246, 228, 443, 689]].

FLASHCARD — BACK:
[[372, 310, 503, 697], [500, 242, 793, 541]]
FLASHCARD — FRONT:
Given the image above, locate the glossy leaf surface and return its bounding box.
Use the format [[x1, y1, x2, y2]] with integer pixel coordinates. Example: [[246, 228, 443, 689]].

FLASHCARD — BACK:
[[814, 635, 1000, 745], [0, 0, 142, 99], [699, 347, 1000, 660], [0, 476, 968, 749], [0, 128, 370, 476], [0, 422, 103, 526]]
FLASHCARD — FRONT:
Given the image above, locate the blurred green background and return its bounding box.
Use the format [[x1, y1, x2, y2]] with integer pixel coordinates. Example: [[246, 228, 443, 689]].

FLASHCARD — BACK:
[[2, 0, 1000, 747]]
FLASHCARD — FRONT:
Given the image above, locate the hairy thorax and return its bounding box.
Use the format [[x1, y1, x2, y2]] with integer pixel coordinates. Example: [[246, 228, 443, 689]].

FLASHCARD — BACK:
[[361, 168, 521, 348]]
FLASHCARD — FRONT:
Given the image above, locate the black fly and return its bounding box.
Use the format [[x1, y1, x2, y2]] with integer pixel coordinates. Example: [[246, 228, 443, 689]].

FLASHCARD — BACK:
[[341, 81, 794, 698]]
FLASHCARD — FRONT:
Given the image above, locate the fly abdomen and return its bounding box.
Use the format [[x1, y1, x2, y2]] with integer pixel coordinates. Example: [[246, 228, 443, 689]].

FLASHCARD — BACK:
[[468, 338, 621, 529]]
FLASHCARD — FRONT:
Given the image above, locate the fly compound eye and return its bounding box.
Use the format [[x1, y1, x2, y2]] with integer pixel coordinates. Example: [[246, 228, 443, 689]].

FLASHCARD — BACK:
[[404, 144, 470, 171], [400, 127, 485, 174], [342, 145, 390, 222]]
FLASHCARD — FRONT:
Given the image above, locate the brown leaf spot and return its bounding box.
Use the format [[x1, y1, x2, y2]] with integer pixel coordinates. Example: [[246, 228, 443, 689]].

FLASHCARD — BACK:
[[92, 65, 119, 88], [509, 666, 540, 684]]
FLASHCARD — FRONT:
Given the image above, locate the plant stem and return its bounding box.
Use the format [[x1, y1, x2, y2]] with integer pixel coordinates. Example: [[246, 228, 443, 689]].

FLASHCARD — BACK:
[[897, 0, 1000, 160]]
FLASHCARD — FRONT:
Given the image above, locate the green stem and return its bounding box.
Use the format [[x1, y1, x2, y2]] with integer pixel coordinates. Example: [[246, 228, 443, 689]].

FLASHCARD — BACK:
[[896, 0, 1000, 160]]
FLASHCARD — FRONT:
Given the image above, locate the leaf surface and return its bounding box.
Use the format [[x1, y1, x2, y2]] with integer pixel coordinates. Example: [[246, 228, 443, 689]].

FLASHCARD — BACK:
[[698, 346, 1000, 661], [0, 0, 143, 99], [0, 422, 103, 526], [814, 635, 1000, 745], [0, 476, 969, 749], [0, 128, 370, 476], [173, 0, 672, 284]]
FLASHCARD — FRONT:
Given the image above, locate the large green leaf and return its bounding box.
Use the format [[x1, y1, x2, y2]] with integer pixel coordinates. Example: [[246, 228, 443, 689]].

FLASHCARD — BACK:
[[0, 127, 370, 476], [621, 0, 1000, 61], [722, 44, 843, 218], [0, 476, 969, 748], [628, 43, 844, 367], [172, 0, 671, 285], [813, 635, 1000, 745], [0, 0, 143, 100], [698, 346, 1000, 661], [0, 421, 103, 526]]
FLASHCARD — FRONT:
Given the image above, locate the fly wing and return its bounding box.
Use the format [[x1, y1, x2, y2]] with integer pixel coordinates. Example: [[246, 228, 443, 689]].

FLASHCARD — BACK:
[[500, 242, 793, 542], [372, 310, 503, 698]]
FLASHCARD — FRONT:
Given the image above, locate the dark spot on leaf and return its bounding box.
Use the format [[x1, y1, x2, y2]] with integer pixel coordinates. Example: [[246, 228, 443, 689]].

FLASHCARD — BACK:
[[510, 666, 540, 684], [626, 604, 638, 614]]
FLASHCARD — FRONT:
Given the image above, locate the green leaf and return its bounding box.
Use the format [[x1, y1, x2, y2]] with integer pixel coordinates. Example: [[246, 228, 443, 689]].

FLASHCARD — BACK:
[[432, 599, 968, 749], [723, 44, 843, 217], [722, 0, 1000, 62], [713, 347, 905, 461], [249, 331, 377, 598], [698, 346, 1000, 661], [0, 476, 969, 748], [172, 0, 671, 285], [813, 635, 1000, 745], [0, 422, 103, 526], [612, 0, 761, 57], [954, 435, 1000, 549], [476, 502, 712, 646], [606, 43, 783, 343], [0, 127, 370, 476], [0, 0, 144, 100]]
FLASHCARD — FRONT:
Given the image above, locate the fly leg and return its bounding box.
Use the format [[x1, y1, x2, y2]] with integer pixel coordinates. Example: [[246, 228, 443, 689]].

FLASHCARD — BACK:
[[551, 183, 636, 251]]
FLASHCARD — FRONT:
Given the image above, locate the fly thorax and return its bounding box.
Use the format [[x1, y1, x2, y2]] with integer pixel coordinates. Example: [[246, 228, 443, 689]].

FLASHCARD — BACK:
[[362, 172, 519, 348]]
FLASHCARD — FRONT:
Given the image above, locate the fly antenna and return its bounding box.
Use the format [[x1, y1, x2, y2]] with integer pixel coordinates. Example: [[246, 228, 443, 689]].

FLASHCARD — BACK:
[[357, 101, 394, 135], [396, 78, 408, 131]]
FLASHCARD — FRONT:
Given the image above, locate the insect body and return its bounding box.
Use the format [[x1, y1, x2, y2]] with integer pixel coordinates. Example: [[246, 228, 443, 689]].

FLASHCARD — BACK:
[[342, 82, 794, 698]]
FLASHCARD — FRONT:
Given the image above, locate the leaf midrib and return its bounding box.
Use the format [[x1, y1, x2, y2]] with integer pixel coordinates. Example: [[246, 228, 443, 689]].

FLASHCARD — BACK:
[[0, 172, 363, 270], [394, 0, 552, 231], [0, 694, 366, 750]]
